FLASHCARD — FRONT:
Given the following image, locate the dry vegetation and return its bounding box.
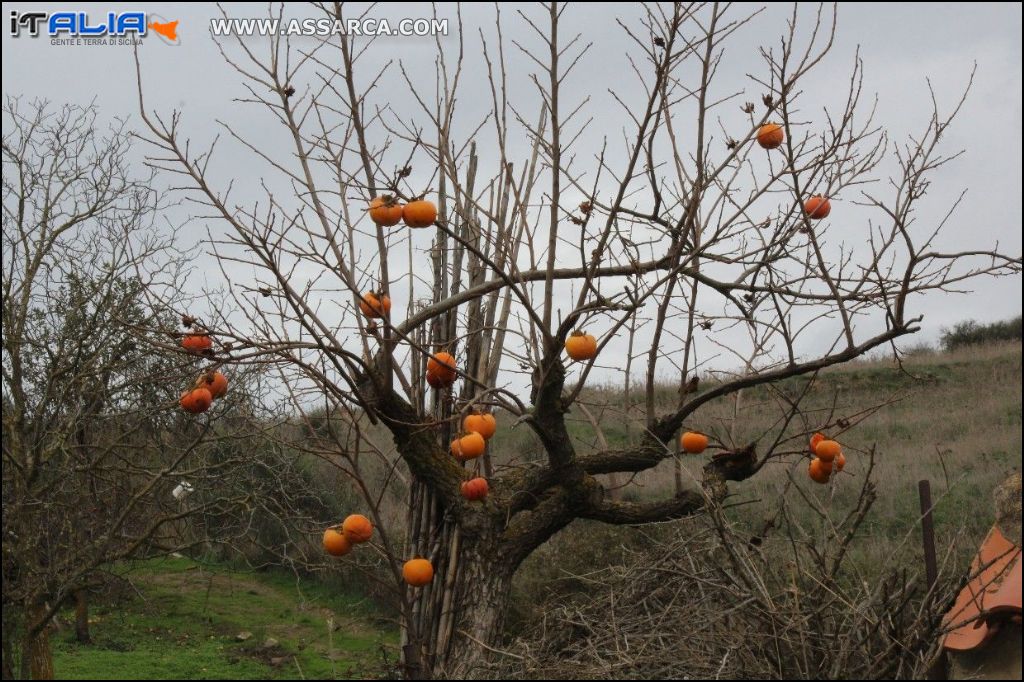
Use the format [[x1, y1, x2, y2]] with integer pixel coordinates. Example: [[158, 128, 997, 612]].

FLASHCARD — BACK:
[[494, 340, 1020, 525], [489, 340, 1021, 678]]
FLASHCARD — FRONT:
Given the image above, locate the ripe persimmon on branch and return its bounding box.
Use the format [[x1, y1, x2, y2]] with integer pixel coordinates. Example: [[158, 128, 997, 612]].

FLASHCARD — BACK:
[[134, 3, 1019, 678]]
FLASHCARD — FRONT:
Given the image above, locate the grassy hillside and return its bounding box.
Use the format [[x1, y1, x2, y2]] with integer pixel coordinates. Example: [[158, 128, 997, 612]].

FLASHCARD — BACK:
[[53, 557, 397, 680], [510, 341, 1022, 626], [495, 341, 1021, 521]]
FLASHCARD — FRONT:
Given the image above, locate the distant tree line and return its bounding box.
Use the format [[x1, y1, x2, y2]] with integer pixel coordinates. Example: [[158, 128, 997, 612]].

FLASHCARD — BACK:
[[941, 316, 1022, 350]]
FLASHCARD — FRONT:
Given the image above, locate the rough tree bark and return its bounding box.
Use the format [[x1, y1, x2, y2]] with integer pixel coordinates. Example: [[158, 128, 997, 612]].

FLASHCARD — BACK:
[[363, 347, 718, 676], [19, 605, 54, 681]]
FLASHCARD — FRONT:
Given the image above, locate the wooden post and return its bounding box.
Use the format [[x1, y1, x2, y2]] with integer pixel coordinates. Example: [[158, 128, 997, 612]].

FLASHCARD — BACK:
[[918, 479, 938, 593], [919, 479, 947, 680], [74, 590, 91, 644]]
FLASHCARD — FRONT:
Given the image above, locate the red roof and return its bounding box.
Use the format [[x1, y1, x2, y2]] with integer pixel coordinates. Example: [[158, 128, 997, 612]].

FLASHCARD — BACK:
[[942, 525, 1022, 652]]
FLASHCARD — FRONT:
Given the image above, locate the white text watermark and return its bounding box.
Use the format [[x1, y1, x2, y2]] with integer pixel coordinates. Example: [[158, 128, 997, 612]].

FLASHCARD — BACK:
[[209, 17, 449, 38]]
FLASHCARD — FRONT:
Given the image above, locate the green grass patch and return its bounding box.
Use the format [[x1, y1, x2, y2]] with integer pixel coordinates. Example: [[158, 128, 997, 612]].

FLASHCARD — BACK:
[[53, 557, 397, 680]]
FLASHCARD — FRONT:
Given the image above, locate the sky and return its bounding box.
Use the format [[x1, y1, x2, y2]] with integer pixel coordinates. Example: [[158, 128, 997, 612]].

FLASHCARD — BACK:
[[2, 2, 1022, 391]]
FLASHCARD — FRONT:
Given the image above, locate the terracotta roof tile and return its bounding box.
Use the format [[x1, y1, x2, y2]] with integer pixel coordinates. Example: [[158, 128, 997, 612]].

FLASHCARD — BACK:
[[942, 525, 1022, 652]]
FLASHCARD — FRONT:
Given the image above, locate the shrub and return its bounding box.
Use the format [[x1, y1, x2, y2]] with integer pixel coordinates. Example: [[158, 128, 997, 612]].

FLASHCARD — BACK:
[[940, 316, 1022, 350]]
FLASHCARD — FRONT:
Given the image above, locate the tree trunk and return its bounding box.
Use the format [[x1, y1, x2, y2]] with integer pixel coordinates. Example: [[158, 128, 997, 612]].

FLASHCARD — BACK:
[[74, 590, 91, 644], [2, 627, 14, 680], [443, 551, 514, 678], [399, 522, 512, 675], [19, 605, 54, 681], [421, 541, 514, 679]]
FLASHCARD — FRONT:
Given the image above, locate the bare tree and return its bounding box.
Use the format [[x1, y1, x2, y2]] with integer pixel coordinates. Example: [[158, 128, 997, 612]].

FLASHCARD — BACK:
[[0, 98, 266, 679], [135, 3, 1020, 678]]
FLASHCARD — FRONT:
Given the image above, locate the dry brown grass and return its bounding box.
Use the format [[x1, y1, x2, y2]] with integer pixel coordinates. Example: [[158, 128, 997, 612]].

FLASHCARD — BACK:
[[483, 343, 1021, 679], [496, 478, 968, 680], [494, 341, 1021, 536], [500, 342, 1021, 640]]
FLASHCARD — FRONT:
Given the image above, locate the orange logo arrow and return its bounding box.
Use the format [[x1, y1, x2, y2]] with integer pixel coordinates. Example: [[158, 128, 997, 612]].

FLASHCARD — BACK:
[[148, 19, 178, 42]]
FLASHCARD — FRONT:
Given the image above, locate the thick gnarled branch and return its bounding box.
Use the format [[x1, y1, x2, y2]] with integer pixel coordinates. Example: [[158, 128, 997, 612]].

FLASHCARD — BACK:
[[580, 489, 705, 525]]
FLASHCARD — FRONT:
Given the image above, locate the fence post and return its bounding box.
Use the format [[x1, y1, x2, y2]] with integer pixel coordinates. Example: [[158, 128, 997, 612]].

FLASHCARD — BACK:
[[918, 479, 938, 593]]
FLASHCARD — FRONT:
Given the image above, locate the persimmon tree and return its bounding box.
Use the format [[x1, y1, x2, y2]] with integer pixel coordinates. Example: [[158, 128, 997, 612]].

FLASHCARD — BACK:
[[136, 3, 1020, 678]]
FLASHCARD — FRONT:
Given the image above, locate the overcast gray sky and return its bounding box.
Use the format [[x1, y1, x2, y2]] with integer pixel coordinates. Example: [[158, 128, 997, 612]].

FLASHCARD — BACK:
[[3, 3, 1021, 384]]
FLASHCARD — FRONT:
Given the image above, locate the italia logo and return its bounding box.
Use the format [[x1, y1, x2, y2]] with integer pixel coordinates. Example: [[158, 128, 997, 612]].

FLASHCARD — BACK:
[[8, 11, 180, 44]]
